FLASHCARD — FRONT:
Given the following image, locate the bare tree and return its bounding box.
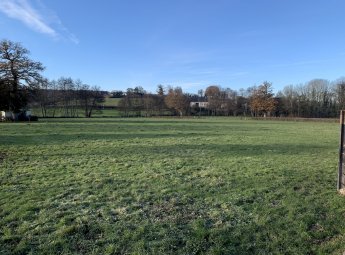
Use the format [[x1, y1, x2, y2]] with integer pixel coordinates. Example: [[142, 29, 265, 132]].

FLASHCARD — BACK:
[[334, 77, 345, 111], [281, 85, 297, 116], [34, 77, 50, 117], [0, 39, 44, 112], [79, 84, 104, 117], [118, 87, 145, 116], [57, 77, 77, 117], [143, 94, 158, 117], [205, 85, 222, 115], [221, 88, 238, 116], [118, 93, 132, 117]]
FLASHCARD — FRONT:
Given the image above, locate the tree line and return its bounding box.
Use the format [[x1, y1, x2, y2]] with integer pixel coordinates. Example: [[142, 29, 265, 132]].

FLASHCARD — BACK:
[[32, 77, 105, 117], [116, 79, 345, 118], [0, 39, 104, 118], [1, 39, 345, 118]]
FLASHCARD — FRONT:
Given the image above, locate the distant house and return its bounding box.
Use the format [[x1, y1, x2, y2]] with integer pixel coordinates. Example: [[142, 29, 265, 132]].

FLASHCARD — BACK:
[[0, 110, 33, 121], [190, 102, 209, 109], [0, 111, 5, 121], [0, 111, 14, 121]]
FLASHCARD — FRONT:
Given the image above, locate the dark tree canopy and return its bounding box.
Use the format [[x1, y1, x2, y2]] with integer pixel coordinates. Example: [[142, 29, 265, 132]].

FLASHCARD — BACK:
[[157, 84, 165, 96], [0, 39, 44, 112], [0, 79, 10, 110]]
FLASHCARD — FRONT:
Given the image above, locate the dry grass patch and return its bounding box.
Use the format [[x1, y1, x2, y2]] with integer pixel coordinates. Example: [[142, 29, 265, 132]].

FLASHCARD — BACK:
[[339, 188, 345, 196]]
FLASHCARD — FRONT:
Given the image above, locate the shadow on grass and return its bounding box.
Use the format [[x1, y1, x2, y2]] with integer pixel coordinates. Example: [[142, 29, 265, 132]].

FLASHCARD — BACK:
[[137, 143, 331, 156], [38, 118, 247, 125], [35, 142, 331, 158], [1, 131, 226, 146]]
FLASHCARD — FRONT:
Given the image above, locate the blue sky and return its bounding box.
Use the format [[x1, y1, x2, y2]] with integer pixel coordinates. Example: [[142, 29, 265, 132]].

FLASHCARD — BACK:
[[1, 0, 345, 93]]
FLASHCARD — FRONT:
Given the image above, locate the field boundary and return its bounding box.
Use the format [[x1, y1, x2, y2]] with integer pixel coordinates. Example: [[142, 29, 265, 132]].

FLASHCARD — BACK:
[[339, 110, 345, 190], [250, 117, 338, 123]]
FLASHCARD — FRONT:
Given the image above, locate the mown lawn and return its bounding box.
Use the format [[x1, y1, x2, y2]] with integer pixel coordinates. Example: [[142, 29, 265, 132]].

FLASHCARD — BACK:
[[0, 118, 345, 254]]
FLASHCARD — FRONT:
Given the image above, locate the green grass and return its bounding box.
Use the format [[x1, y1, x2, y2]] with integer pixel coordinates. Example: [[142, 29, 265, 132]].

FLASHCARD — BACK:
[[103, 97, 121, 107], [30, 107, 121, 118], [1, 118, 345, 254]]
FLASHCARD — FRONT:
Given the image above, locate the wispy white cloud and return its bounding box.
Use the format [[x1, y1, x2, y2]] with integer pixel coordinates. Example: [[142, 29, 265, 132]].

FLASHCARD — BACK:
[[0, 0, 56, 36], [0, 0, 79, 44], [60, 26, 80, 44]]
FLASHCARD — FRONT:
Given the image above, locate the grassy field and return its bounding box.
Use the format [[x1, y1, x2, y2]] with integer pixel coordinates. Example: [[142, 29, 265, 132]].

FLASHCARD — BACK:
[[103, 97, 121, 107], [1, 118, 345, 254]]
